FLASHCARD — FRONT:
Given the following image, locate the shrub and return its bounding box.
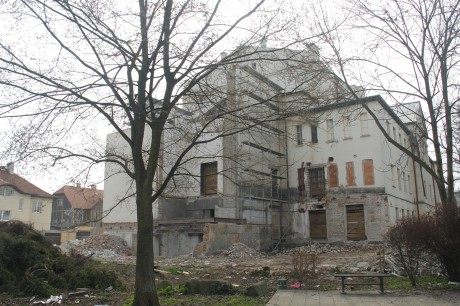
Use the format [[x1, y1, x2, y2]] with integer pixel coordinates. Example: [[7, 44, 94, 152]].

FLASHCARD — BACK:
[[386, 205, 460, 284], [385, 216, 426, 287], [0, 220, 120, 297], [421, 205, 460, 282], [291, 250, 318, 287]]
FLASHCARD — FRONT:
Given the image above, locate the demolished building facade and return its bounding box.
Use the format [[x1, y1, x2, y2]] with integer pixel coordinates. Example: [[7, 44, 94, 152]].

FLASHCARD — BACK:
[[103, 45, 439, 256]]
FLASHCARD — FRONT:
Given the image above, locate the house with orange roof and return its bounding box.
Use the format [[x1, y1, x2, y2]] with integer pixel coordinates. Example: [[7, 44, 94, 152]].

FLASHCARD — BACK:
[[51, 184, 103, 231], [0, 163, 53, 231]]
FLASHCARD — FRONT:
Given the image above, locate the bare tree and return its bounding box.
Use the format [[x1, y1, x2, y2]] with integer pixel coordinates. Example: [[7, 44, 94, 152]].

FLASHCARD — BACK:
[[310, 0, 459, 207], [0, 0, 327, 304]]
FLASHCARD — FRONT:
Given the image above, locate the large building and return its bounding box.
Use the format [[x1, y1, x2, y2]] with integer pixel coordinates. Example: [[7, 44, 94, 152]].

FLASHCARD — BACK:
[[0, 164, 52, 231], [103, 44, 438, 256]]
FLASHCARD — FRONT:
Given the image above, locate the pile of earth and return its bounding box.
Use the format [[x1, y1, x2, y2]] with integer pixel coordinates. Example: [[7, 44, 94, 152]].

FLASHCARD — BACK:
[[0, 221, 120, 298]]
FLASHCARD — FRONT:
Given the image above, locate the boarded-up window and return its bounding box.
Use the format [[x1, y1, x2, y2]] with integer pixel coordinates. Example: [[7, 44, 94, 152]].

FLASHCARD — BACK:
[[346, 205, 366, 240], [201, 162, 217, 195], [309, 210, 327, 240], [346, 162, 355, 186], [309, 168, 325, 198], [362, 159, 375, 186], [297, 168, 305, 191], [328, 164, 338, 187]]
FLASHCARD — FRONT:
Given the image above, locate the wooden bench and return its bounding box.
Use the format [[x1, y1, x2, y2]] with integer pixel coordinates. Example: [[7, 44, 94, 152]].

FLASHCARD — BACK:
[[333, 273, 392, 294]]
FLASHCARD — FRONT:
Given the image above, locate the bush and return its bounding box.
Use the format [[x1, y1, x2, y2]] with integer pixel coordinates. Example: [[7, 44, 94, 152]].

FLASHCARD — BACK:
[[291, 250, 318, 287], [421, 205, 460, 282], [385, 216, 426, 287], [386, 205, 460, 284], [0, 221, 120, 297]]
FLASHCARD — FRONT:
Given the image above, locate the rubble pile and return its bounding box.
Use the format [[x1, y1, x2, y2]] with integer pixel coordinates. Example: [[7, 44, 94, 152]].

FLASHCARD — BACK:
[[60, 234, 131, 259], [220, 242, 263, 258], [278, 241, 384, 256]]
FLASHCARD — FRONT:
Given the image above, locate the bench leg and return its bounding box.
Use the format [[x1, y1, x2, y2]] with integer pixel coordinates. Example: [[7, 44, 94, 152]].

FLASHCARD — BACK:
[[379, 277, 384, 294], [341, 278, 346, 294]]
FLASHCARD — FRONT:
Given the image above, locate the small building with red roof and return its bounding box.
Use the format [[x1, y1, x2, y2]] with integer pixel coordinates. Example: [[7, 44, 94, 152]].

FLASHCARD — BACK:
[[51, 184, 103, 231], [0, 164, 53, 231]]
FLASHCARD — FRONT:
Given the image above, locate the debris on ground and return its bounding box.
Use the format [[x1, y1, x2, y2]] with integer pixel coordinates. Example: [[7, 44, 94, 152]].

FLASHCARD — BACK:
[[220, 242, 263, 258], [59, 234, 131, 259]]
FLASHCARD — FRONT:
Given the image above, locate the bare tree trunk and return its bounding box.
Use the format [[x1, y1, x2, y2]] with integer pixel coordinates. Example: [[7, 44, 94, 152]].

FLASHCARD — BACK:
[[134, 189, 158, 305]]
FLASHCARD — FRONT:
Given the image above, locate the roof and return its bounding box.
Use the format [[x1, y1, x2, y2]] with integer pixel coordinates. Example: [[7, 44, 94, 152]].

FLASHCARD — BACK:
[[310, 95, 412, 136], [0, 167, 52, 198], [54, 185, 103, 210]]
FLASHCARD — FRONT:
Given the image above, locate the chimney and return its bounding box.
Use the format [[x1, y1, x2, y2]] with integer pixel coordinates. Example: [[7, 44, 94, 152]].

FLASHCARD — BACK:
[[90, 184, 97, 189], [6, 162, 14, 174], [76, 182, 81, 188]]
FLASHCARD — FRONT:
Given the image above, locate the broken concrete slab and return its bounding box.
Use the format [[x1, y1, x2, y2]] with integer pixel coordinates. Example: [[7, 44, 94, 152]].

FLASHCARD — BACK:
[[244, 280, 268, 297]]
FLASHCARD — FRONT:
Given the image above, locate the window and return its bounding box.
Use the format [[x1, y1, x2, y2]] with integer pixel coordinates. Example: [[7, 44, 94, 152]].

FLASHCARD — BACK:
[[326, 119, 334, 141], [0, 210, 10, 221], [391, 165, 396, 187], [57, 199, 63, 207], [328, 164, 338, 187], [296, 125, 303, 145], [346, 162, 356, 186], [308, 168, 325, 198], [403, 138, 407, 148], [18, 199, 24, 211], [33, 201, 42, 213], [343, 116, 351, 139], [0, 186, 13, 196], [311, 125, 318, 143], [360, 113, 369, 136], [398, 133, 402, 144], [362, 159, 375, 185], [408, 175, 412, 194], [200, 162, 218, 195], [393, 127, 397, 141], [397, 168, 402, 190], [403, 172, 407, 192], [386, 120, 390, 133]]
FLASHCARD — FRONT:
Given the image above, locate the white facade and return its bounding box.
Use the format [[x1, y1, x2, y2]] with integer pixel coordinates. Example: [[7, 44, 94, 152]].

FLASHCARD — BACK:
[[103, 45, 438, 254]]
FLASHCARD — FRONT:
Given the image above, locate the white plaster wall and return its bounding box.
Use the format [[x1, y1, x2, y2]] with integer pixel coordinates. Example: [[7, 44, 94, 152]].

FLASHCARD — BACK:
[[103, 129, 138, 223]]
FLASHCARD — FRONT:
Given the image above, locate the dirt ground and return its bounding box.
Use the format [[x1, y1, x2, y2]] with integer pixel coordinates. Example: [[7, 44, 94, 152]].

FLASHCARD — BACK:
[[2, 239, 457, 305]]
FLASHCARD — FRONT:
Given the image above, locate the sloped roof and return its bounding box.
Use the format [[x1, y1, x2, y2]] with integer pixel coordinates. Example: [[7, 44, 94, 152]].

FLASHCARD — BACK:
[[0, 167, 52, 198], [54, 185, 103, 210]]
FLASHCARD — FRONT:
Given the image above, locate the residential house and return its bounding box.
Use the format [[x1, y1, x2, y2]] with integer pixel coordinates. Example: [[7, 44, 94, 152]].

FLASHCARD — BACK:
[[0, 164, 52, 231], [103, 44, 438, 255], [51, 184, 103, 231]]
